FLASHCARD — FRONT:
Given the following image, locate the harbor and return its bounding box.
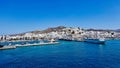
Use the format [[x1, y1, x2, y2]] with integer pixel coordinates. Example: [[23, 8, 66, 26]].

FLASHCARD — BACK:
[[1, 0, 120, 67], [0, 26, 120, 49], [0, 26, 119, 67], [0, 39, 59, 50]]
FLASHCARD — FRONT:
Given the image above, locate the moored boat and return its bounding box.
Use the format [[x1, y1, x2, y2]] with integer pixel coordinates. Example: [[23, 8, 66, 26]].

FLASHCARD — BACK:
[[0, 45, 4, 48], [59, 39, 72, 41], [84, 38, 105, 44]]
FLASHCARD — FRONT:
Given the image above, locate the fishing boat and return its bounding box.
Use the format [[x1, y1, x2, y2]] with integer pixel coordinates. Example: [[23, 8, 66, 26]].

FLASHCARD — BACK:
[[84, 38, 105, 44]]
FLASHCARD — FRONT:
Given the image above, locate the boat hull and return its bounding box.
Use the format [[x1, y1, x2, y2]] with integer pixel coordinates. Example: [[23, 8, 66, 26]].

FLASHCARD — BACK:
[[84, 39, 105, 44], [59, 39, 72, 41]]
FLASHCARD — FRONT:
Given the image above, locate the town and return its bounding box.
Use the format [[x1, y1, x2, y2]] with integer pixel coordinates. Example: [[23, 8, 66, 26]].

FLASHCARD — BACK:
[[0, 26, 120, 42]]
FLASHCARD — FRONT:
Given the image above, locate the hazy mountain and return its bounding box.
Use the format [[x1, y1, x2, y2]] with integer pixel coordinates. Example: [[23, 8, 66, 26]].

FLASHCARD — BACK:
[[86, 29, 113, 32], [115, 29, 120, 32]]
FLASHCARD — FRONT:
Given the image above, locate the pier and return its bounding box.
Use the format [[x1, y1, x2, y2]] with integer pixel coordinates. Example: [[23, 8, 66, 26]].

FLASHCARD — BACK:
[[16, 42, 59, 47], [0, 42, 59, 50], [0, 46, 16, 50]]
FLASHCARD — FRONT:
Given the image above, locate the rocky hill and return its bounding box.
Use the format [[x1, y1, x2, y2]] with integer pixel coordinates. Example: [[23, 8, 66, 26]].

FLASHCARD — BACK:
[[23, 26, 66, 35], [41, 26, 66, 33]]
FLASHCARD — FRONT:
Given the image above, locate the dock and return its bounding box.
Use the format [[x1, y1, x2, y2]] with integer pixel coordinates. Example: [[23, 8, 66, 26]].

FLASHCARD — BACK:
[[16, 42, 59, 47], [0, 42, 59, 50], [0, 46, 16, 50]]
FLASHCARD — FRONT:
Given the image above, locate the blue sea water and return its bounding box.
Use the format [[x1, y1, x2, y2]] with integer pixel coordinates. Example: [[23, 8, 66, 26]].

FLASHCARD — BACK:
[[0, 40, 120, 68]]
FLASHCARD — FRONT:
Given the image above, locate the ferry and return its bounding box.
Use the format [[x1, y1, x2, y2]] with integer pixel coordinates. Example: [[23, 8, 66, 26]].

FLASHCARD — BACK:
[[84, 38, 105, 44]]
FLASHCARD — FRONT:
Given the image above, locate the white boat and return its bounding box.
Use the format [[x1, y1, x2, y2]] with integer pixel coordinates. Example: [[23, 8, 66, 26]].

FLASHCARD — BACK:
[[49, 39, 56, 42]]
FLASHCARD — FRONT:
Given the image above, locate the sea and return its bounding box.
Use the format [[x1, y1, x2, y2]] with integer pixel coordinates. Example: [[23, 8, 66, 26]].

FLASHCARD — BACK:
[[0, 40, 120, 68]]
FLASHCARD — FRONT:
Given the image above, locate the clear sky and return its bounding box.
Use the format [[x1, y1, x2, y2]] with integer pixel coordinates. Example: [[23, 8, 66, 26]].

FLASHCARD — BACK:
[[0, 0, 120, 35]]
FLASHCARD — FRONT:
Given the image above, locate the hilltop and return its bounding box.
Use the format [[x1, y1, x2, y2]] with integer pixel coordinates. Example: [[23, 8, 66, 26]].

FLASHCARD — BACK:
[[5, 26, 120, 36]]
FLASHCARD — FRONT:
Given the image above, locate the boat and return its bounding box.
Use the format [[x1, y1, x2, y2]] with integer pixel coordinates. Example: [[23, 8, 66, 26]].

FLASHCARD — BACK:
[[0, 45, 4, 48], [84, 38, 105, 44], [49, 39, 56, 42], [59, 38, 72, 41]]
